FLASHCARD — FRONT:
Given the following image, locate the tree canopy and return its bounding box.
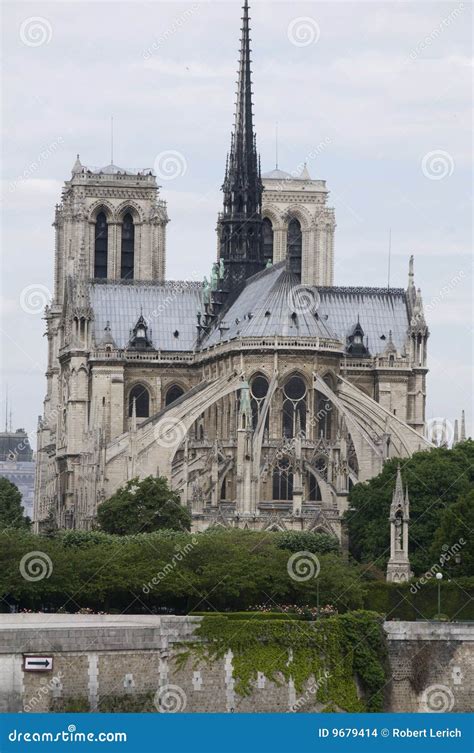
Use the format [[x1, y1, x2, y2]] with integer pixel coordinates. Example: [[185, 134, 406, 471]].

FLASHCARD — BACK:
[[345, 441, 474, 574], [0, 477, 30, 531], [429, 490, 474, 577], [0, 527, 365, 614], [97, 476, 191, 535]]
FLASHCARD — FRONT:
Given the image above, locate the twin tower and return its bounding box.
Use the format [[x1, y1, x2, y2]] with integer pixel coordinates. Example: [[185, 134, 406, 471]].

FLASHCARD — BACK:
[[53, 0, 335, 307]]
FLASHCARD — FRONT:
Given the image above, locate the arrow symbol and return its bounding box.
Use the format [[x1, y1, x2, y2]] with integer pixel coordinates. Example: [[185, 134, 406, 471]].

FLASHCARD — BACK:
[[28, 660, 50, 667]]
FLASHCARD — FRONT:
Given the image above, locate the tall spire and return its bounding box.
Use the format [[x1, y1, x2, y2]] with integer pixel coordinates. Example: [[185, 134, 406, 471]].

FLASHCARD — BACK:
[[234, 0, 254, 169], [218, 0, 264, 295], [393, 463, 404, 504], [453, 419, 459, 445], [460, 410, 466, 441]]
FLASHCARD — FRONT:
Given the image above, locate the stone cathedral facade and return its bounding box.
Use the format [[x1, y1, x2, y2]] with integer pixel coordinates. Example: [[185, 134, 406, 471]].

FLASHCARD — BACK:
[[34, 2, 432, 538]]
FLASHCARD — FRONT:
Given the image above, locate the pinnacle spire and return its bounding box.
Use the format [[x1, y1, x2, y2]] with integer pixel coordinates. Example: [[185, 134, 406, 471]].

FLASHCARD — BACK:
[[218, 0, 264, 295], [460, 410, 466, 441], [394, 463, 403, 499], [233, 0, 254, 172]]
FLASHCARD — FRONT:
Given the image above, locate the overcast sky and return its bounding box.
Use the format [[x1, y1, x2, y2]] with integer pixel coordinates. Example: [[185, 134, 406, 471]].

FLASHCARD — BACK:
[[1, 0, 472, 447]]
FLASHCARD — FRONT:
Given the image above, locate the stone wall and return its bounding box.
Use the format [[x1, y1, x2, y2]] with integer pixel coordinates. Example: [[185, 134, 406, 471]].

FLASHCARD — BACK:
[[384, 621, 473, 712], [0, 615, 472, 713]]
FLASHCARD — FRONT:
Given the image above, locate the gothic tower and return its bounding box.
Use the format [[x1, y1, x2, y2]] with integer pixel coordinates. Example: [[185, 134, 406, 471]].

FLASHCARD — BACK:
[[218, 0, 264, 293]]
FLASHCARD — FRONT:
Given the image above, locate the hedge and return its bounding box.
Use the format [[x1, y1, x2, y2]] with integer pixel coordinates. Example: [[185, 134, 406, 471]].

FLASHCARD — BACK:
[[363, 579, 474, 621]]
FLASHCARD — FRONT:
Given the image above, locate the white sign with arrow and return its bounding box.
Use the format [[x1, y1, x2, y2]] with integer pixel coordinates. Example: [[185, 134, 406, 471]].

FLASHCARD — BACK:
[[23, 656, 53, 672]]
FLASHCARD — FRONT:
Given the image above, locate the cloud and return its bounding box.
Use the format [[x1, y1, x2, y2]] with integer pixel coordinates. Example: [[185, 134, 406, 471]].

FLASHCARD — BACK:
[[1, 0, 472, 439]]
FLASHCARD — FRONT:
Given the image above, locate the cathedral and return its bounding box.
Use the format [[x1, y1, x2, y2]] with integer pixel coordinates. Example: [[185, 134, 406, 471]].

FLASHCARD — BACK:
[[34, 1, 432, 538]]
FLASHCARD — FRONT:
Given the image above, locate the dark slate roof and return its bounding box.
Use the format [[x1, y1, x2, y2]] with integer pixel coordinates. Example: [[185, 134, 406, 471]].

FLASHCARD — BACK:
[[90, 281, 203, 351], [317, 287, 409, 355], [89, 268, 410, 356], [203, 263, 340, 346]]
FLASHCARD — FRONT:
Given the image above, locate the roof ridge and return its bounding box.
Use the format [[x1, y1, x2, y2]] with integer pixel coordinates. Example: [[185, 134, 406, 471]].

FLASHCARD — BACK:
[[318, 286, 406, 296]]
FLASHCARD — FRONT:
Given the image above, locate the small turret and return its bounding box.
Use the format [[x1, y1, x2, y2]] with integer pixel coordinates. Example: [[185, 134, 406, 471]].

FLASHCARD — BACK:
[[386, 464, 413, 583], [71, 154, 83, 175]]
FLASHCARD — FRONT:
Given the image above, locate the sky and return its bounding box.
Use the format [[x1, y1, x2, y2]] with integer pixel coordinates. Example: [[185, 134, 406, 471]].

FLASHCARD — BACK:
[[1, 0, 472, 448]]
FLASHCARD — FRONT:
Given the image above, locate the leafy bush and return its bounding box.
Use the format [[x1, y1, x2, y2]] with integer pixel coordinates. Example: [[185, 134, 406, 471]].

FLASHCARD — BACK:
[[183, 610, 389, 711], [275, 530, 339, 554], [0, 528, 365, 614], [363, 579, 474, 621]]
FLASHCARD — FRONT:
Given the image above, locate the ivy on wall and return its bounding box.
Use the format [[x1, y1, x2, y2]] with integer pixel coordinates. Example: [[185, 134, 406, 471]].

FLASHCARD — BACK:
[[176, 610, 389, 712]]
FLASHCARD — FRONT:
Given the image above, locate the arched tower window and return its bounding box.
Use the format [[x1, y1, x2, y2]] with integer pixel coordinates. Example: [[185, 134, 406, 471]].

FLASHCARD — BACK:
[[128, 384, 150, 418], [94, 211, 108, 278], [287, 218, 302, 277], [121, 213, 135, 280], [282, 375, 306, 438], [262, 218, 274, 264], [165, 385, 184, 406]]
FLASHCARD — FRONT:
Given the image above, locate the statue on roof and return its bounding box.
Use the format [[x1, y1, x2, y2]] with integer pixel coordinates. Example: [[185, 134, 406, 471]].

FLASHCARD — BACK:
[[202, 276, 211, 305], [210, 263, 219, 291]]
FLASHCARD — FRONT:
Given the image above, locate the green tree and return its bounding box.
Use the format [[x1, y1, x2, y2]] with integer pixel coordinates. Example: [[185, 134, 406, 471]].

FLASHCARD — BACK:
[[345, 441, 474, 574], [0, 477, 30, 531], [429, 491, 474, 577], [97, 476, 191, 535], [275, 530, 339, 555]]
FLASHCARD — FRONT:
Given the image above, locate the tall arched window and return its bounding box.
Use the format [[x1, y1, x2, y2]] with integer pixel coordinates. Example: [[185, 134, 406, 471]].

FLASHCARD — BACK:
[[282, 375, 307, 438], [128, 384, 150, 418], [250, 374, 269, 430], [272, 458, 293, 500], [165, 385, 184, 406], [308, 473, 322, 501], [315, 376, 335, 440], [121, 213, 135, 279], [287, 218, 302, 277], [262, 218, 274, 264], [94, 211, 108, 278]]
